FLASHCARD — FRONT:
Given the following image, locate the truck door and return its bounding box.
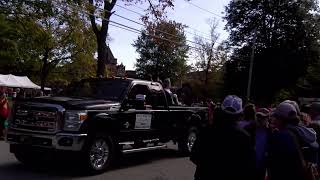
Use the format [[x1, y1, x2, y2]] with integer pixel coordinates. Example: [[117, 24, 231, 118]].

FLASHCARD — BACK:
[[118, 84, 158, 144], [148, 83, 172, 141]]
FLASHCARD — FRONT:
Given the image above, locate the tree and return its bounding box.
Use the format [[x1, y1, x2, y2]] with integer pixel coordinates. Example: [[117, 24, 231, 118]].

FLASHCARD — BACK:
[[296, 59, 320, 97], [0, 14, 19, 68], [85, 0, 175, 77], [133, 20, 189, 84], [0, 5, 42, 76], [47, 22, 98, 87], [1, 0, 96, 90], [224, 0, 320, 104], [191, 20, 227, 98], [193, 20, 219, 85]]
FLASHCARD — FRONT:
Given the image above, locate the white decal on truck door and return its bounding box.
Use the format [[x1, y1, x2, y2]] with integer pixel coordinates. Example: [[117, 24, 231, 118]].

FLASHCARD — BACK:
[[135, 114, 152, 129]]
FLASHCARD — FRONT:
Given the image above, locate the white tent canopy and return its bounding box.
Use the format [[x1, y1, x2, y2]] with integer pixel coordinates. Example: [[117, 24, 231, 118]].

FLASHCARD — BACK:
[[0, 74, 51, 90]]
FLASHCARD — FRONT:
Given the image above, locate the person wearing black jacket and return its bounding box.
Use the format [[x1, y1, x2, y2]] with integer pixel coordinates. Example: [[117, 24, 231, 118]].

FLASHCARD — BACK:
[[190, 95, 255, 180], [268, 102, 309, 180]]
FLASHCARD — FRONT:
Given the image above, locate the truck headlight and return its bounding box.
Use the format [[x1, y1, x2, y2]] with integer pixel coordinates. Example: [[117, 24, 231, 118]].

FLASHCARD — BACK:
[[64, 111, 88, 131]]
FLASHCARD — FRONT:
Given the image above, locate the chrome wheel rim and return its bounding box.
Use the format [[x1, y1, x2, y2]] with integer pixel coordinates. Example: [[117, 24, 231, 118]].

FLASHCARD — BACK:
[[89, 139, 109, 170], [187, 132, 197, 152]]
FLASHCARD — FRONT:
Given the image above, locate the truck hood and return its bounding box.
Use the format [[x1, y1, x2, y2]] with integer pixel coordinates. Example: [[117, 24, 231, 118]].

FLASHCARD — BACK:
[[25, 96, 121, 110]]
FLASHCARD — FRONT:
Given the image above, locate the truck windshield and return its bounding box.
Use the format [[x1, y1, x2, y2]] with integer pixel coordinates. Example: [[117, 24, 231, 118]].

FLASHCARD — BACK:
[[69, 79, 130, 101]]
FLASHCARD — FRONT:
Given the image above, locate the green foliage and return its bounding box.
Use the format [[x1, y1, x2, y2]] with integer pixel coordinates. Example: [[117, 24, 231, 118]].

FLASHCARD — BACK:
[[0, 0, 176, 87], [305, 63, 320, 88], [296, 61, 320, 97], [0, 0, 97, 88], [0, 14, 18, 65], [224, 0, 320, 104], [133, 20, 189, 84], [191, 20, 228, 99], [187, 70, 225, 101], [0, 12, 42, 77], [86, 0, 175, 77], [193, 21, 219, 73], [274, 88, 296, 105]]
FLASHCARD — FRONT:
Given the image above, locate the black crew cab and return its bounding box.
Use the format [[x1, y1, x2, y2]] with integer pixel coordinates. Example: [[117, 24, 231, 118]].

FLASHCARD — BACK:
[[6, 78, 208, 173]]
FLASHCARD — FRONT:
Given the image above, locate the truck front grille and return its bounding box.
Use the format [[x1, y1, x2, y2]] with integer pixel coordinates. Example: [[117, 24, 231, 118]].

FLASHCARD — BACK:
[[11, 104, 61, 133]]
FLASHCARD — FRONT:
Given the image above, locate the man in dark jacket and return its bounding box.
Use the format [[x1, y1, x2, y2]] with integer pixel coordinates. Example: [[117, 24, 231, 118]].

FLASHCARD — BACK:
[[268, 102, 308, 180], [190, 95, 255, 180]]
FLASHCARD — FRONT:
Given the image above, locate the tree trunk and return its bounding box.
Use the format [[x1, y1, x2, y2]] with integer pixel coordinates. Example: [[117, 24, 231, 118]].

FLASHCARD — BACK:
[[40, 70, 47, 92], [204, 58, 211, 86], [88, 0, 115, 78], [40, 49, 50, 91], [96, 35, 107, 77]]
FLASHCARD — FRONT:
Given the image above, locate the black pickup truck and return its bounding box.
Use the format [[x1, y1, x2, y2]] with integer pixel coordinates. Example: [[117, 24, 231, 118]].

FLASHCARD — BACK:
[[6, 78, 208, 173]]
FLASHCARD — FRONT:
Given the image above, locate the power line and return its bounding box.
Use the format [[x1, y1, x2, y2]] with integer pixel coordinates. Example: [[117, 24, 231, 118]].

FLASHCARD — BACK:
[[115, 2, 212, 39], [109, 24, 203, 52], [115, 4, 145, 17], [187, 26, 212, 38], [129, 3, 146, 11], [109, 22, 141, 34], [68, 1, 213, 45], [95, 18, 141, 34], [113, 4, 212, 41], [96, 6, 213, 45], [184, 0, 224, 18], [147, 0, 161, 21], [59, 2, 205, 52]]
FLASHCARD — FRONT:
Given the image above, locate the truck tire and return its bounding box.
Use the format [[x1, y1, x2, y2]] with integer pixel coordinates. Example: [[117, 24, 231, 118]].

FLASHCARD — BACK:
[[178, 127, 198, 156], [82, 134, 115, 174]]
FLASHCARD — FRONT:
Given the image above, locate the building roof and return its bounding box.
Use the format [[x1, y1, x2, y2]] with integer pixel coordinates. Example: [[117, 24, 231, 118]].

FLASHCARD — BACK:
[[126, 70, 138, 78], [82, 77, 161, 86], [105, 46, 117, 65]]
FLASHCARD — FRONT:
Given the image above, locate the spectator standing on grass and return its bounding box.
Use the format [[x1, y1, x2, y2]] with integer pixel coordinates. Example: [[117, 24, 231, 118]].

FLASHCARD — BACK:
[[190, 95, 254, 180], [0, 90, 10, 140]]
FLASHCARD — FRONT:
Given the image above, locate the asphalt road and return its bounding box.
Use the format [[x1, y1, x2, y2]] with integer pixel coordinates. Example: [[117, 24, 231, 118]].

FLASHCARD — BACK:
[[0, 141, 196, 180]]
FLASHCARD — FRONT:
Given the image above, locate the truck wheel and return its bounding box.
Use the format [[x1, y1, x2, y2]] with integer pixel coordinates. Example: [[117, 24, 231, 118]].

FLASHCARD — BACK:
[[82, 134, 115, 174], [178, 127, 198, 156]]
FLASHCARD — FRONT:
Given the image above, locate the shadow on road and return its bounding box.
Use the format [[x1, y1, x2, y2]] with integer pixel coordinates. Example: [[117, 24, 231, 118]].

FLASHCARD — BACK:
[[0, 148, 185, 179]]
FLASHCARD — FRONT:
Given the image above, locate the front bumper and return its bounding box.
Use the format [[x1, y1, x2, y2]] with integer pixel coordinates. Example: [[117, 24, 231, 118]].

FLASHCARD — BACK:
[[6, 129, 87, 151]]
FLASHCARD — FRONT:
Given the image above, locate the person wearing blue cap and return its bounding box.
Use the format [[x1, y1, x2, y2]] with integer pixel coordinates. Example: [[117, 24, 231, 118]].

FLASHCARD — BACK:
[[190, 95, 254, 180]]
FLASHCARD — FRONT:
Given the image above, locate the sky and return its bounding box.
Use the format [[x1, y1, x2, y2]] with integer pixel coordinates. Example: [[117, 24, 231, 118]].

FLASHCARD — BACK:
[[108, 0, 231, 70]]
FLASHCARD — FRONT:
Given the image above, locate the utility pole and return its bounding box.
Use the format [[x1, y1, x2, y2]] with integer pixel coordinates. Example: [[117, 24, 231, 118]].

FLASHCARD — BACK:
[[246, 29, 257, 101]]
